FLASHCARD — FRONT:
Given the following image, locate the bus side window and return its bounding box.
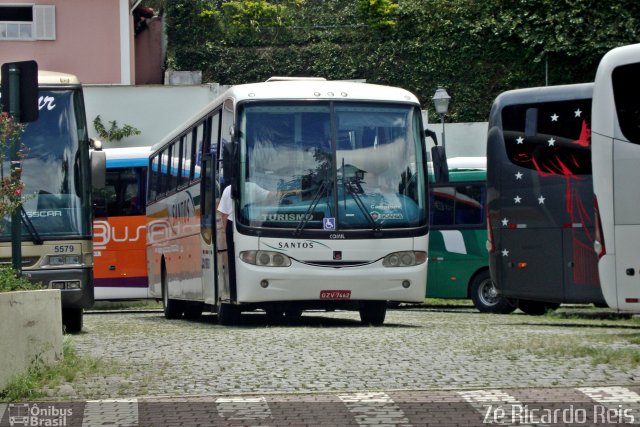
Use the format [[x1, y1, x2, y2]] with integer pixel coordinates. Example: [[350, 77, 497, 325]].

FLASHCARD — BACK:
[[430, 186, 454, 226], [612, 62, 640, 144], [454, 185, 484, 225]]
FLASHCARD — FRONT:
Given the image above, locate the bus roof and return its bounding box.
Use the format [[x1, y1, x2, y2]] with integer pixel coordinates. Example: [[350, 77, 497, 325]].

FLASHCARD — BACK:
[[428, 157, 487, 183], [223, 78, 419, 104], [447, 156, 486, 170], [490, 83, 593, 116], [0, 70, 81, 85], [103, 146, 151, 169], [151, 78, 421, 154]]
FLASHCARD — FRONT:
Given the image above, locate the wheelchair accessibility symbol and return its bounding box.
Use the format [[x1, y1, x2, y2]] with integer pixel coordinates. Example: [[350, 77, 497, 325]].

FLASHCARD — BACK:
[[323, 218, 336, 230]]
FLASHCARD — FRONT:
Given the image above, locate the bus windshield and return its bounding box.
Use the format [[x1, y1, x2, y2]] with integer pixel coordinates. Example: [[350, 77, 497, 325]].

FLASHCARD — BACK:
[[1, 89, 91, 240], [237, 101, 427, 231]]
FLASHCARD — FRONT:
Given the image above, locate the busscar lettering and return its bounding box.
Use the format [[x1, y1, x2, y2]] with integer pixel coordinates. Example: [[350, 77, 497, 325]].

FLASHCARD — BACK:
[[26, 210, 62, 218]]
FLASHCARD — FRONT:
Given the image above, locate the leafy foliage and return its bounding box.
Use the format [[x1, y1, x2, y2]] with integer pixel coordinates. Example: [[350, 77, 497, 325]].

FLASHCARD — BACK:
[[0, 266, 42, 292], [158, 0, 640, 122], [0, 112, 27, 219], [357, 0, 398, 30], [93, 115, 142, 143]]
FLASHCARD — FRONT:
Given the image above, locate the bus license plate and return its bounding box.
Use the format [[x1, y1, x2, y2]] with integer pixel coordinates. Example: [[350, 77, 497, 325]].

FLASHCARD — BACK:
[[320, 290, 351, 300]]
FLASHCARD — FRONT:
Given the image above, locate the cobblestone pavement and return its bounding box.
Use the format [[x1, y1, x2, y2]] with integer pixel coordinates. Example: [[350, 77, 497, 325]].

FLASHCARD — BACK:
[[11, 305, 639, 426]]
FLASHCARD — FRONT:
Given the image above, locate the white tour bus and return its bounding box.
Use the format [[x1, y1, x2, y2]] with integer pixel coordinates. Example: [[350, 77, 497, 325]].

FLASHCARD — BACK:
[[592, 43, 640, 311], [146, 77, 429, 325]]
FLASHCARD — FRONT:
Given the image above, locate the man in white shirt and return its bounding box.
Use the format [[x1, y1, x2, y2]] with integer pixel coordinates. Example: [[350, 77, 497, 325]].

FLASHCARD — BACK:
[[216, 182, 299, 292], [217, 181, 277, 230]]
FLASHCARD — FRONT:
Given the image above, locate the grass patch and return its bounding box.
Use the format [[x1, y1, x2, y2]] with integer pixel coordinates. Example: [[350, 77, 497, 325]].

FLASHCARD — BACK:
[[92, 300, 162, 311], [475, 328, 640, 370], [534, 339, 640, 367], [424, 298, 474, 307], [0, 336, 116, 402], [544, 307, 634, 321]]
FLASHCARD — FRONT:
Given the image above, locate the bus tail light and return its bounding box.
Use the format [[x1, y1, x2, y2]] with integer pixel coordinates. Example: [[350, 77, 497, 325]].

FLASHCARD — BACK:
[[594, 196, 606, 259], [486, 208, 495, 254]]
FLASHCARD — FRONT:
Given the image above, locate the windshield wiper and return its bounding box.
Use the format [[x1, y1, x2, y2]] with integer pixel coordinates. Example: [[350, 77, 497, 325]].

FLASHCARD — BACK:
[[20, 206, 43, 245], [294, 179, 331, 235]]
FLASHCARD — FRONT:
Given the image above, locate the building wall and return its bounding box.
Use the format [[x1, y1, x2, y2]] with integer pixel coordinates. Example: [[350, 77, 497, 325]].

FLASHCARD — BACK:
[[0, 0, 127, 84], [83, 84, 227, 148], [135, 18, 163, 85]]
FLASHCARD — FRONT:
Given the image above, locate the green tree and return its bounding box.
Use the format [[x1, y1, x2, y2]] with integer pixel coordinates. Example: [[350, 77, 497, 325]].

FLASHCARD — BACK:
[[160, 0, 640, 122], [93, 115, 141, 143], [357, 0, 398, 30]]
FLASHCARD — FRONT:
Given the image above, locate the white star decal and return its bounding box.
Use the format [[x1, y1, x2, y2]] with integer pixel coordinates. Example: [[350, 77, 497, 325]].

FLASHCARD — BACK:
[[548, 138, 556, 147], [502, 249, 509, 257], [575, 109, 582, 117], [551, 114, 559, 122], [502, 218, 509, 226], [516, 136, 524, 144], [514, 195, 522, 204], [538, 195, 546, 204], [515, 172, 523, 180]]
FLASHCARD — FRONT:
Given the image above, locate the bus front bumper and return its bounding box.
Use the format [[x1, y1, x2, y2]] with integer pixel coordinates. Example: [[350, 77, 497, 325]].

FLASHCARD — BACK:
[[23, 268, 94, 309], [235, 261, 426, 304]]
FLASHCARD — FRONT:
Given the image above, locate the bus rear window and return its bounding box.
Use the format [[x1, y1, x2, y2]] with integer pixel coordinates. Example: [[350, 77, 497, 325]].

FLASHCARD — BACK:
[[501, 99, 593, 175]]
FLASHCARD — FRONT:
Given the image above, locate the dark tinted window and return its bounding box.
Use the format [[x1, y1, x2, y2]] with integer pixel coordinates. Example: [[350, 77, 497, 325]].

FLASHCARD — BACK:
[[502, 98, 592, 175], [0, 6, 32, 21], [613, 62, 640, 144], [100, 167, 147, 217], [148, 156, 160, 202], [430, 184, 485, 227]]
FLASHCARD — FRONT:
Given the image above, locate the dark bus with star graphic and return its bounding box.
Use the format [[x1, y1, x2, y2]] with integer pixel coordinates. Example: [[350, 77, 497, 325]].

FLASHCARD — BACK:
[[486, 83, 606, 314]]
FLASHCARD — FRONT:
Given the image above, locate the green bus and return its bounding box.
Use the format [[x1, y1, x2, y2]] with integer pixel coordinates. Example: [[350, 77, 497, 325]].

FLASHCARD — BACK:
[[427, 157, 515, 313]]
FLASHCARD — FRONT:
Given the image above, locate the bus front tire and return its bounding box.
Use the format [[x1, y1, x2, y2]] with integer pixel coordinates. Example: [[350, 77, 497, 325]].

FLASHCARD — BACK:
[[359, 301, 387, 326], [218, 303, 240, 325], [518, 300, 560, 316], [183, 302, 204, 320], [470, 271, 517, 314], [62, 308, 83, 334], [162, 272, 183, 319]]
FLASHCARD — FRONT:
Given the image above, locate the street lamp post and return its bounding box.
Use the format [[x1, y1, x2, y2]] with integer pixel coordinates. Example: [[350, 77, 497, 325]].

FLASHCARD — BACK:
[[432, 87, 451, 151]]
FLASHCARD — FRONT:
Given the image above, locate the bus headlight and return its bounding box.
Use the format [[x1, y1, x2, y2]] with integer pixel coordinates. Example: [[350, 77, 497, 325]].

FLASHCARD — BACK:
[[240, 251, 292, 267], [47, 255, 82, 266], [382, 251, 426, 267]]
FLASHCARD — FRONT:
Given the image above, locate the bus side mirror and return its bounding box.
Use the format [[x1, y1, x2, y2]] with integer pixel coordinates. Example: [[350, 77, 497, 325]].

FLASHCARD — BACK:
[[431, 146, 449, 183], [424, 129, 438, 146], [90, 146, 106, 190]]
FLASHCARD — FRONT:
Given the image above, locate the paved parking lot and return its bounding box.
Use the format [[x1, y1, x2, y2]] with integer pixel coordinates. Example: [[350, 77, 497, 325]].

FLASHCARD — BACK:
[[59, 306, 640, 399], [13, 305, 639, 426]]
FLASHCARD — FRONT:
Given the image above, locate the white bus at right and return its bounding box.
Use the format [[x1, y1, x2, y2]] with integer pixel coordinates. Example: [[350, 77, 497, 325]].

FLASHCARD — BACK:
[[592, 43, 640, 311]]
